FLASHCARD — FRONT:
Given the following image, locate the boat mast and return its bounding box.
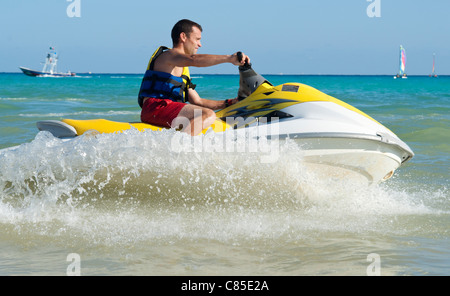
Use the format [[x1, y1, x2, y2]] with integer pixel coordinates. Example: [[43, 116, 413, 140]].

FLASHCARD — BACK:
[[41, 47, 58, 74], [431, 53, 437, 77]]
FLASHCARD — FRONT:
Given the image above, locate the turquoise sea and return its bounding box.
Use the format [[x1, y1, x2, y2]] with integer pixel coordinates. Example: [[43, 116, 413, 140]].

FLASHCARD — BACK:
[[0, 73, 448, 276]]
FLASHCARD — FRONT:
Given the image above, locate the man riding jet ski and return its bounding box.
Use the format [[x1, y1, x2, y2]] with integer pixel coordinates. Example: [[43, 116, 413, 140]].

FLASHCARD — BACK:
[[33, 52, 414, 185], [138, 19, 249, 136]]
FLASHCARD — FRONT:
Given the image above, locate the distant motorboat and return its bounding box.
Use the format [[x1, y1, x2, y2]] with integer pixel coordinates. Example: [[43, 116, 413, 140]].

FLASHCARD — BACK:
[[19, 47, 75, 77]]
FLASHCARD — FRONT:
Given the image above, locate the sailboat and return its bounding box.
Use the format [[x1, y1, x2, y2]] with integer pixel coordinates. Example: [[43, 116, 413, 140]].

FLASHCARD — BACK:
[[429, 53, 438, 78], [394, 45, 407, 79], [19, 47, 75, 77]]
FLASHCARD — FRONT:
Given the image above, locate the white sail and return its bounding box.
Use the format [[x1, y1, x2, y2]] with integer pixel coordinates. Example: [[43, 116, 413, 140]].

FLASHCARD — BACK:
[[430, 53, 437, 77], [394, 45, 407, 79], [398, 45, 406, 76]]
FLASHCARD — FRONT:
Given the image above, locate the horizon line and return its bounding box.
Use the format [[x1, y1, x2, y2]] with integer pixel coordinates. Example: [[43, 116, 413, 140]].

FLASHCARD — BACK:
[[2, 71, 449, 77]]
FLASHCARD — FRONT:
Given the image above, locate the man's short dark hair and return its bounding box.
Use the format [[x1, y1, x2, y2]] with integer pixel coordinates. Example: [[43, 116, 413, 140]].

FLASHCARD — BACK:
[[171, 19, 203, 46]]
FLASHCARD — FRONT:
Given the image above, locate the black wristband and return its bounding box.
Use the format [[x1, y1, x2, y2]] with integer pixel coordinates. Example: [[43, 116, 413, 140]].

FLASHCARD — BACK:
[[225, 99, 231, 107]]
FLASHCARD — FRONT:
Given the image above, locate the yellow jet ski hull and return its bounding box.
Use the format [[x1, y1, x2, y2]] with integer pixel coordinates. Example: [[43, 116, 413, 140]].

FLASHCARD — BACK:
[[61, 117, 231, 136]]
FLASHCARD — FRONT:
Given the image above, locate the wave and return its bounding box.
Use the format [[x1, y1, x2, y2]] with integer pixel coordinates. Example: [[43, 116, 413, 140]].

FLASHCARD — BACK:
[[17, 110, 140, 118], [0, 97, 29, 102], [1, 97, 91, 103], [0, 130, 446, 247]]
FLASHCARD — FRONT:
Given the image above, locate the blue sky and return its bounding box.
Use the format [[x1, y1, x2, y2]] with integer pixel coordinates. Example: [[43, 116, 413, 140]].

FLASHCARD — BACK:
[[1, 0, 449, 75]]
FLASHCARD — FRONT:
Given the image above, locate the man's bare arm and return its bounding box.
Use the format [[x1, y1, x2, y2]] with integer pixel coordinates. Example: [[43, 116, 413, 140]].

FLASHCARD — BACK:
[[187, 89, 237, 110], [166, 51, 249, 68]]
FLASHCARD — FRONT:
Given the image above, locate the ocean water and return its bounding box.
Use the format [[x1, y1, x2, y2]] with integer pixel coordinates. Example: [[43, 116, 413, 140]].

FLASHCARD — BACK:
[[0, 73, 448, 276]]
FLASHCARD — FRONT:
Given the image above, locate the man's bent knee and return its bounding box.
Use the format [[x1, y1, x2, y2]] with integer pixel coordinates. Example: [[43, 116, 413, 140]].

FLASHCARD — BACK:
[[203, 109, 216, 125]]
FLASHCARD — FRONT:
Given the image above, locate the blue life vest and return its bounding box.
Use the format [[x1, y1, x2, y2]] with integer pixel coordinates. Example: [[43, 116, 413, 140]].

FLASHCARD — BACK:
[[138, 46, 195, 107]]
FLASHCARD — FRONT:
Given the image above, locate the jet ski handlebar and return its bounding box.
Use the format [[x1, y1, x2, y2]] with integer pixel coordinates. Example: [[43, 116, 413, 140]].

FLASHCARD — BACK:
[[236, 51, 269, 100], [236, 51, 252, 70]]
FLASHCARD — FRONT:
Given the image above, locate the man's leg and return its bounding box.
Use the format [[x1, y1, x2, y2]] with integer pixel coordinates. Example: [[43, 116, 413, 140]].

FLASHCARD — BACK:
[[173, 104, 216, 136]]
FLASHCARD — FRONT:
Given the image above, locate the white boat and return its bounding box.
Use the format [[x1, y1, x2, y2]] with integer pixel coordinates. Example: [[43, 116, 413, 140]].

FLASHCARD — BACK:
[[19, 47, 75, 77], [4, 56, 414, 185], [394, 45, 408, 79]]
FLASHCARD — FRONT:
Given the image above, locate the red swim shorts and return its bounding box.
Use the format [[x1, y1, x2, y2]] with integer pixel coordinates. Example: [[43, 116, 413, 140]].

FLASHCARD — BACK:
[[140, 98, 186, 128]]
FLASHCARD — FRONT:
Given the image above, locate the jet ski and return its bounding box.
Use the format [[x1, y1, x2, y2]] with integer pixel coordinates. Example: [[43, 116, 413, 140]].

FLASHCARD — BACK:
[[28, 54, 414, 184]]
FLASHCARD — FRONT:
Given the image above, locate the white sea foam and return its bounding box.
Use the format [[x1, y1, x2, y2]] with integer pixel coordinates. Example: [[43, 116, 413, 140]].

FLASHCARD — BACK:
[[1, 129, 441, 246], [0, 97, 29, 101], [17, 110, 140, 118]]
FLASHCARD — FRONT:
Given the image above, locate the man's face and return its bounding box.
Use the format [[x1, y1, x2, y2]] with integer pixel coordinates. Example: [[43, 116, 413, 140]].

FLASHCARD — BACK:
[[183, 26, 202, 55]]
